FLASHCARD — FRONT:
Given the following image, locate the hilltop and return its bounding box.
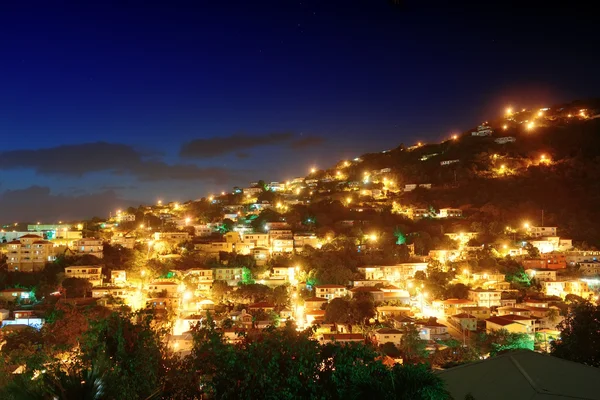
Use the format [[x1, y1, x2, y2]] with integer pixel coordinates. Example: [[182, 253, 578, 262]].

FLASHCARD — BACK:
[[305, 98, 600, 246]]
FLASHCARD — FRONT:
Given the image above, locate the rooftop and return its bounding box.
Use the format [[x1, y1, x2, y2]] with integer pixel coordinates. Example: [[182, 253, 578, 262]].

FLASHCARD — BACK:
[[438, 350, 600, 400]]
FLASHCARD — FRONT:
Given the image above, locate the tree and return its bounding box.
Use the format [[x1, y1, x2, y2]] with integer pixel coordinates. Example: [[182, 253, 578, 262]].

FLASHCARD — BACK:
[[552, 301, 600, 367], [325, 298, 352, 324], [211, 280, 229, 303], [61, 277, 92, 298], [525, 243, 540, 258], [445, 283, 469, 299], [400, 326, 427, 363]]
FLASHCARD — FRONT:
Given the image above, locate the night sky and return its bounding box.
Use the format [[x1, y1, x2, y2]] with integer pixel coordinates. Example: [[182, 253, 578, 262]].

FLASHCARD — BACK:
[[1, 1, 598, 222]]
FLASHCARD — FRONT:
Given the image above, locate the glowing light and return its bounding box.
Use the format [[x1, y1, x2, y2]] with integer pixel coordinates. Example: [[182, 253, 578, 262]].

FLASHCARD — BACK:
[[523, 222, 530, 229], [452, 134, 458, 140], [527, 121, 535, 130], [538, 110, 544, 117], [493, 154, 498, 159], [295, 188, 301, 195], [369, 234, 377, 241], [183, 291, 193, 300], [141, 270, 146, 277], [344, 161, 350, 167], [500, 164, 506, 170], [503, 124, 508, 130], [221, 191, 226, 196], [185, 217, 191, 225], [310, 167, 316, 174], [505, 107, 513, 115], [209, 195, 214, 201], [417, 142, 422, 146], [139, 224, 145, 229], [463, 269, 469, 275], [157, 200, 162, 205], [346, 196, 352, 204]]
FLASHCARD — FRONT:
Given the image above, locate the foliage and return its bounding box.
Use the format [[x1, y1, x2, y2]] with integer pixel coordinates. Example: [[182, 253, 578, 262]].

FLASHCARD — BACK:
[[552, 301, 600, 367], [474, 329, 533, 357], [61, 277, 93, 298]]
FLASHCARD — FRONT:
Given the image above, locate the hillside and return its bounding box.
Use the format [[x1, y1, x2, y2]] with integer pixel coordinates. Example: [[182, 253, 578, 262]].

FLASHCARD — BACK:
[[309, 99, 600, 247]]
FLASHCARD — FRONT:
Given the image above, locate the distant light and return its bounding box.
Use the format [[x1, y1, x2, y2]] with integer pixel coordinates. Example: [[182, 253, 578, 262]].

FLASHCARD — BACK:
[[452, 134, 458, 140], [538, 110, 544, 117], [527, 121, 535, 130], [503, 124, 508, 130], [417, 142, 422, 146], [310, 167, 317, 174], [505, 107, 513, 115]]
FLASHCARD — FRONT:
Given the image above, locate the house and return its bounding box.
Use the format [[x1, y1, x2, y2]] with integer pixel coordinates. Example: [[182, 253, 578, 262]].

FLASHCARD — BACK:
[[349, 287, 384, 302], [184, 268, 214, 291], [91, 286, 133, 299], [268, 229, 293, 241], [0, 289, 32, 303], [543, 280, 592, 299], [485, 315, 535, 334], [0, 309, 9, 321], [319, 333, 364, 345], [579, 261, 600, 276], [6, 234, 57, 272], [372, 328, 403, 346], [436, 299, 477, 316], [500, 298, 517, 307], [65, 266, 103, 286], [494, 136, 516, 144], [153, 232, 190, 243], [468, 289, 502, 308], [251, 247, 270, 265], [437, 350, 600, 400], [417, 321, 450, 341], [460, 306, 491, 320], [73, 238, 103, 258], [147, 281, 180, 297], [293, 234, 319, 249], [438, 208, 462, 218], [376, 306, 411, 320], [242, 233, 269, 248], [428, 249, 461, 264], [525, 269, 556, 282], [305, 310, 326, 325], [449, 313, 477, 331], [248, 302, 275, 312], [271, 239, 294, 254], [221, 328, 247, 344], [213, 267, 243, 284], [497, 307, 532, 317], [522, 253, 567, 270], [111, 235, 136, 249], [529, 226, 557, 237], [471, 124, 493, 136], [315, 285, 348, 301], [304, 297, 328, 311]]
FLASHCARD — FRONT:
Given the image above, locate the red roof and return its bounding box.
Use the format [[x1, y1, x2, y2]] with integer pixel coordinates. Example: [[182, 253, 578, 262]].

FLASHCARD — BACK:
[[500, 314, 535, 321], [350, 287, 383, 293], [486, 316, 517, 326], [33, 240, 52, 244], [452, 313, 477, 319], [1, 288, 29, 293], [19, 234, 43, 239], [6, 240, 21, 244], [248, 301, 275, 309], [304, 297, 328, 302]]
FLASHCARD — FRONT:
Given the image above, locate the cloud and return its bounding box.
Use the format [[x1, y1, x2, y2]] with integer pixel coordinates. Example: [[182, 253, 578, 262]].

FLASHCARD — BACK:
[[0, 186, 137, 222], [180, 132, 293, 158], [0, 142, 240, 183], [290, 136, 325, 149]]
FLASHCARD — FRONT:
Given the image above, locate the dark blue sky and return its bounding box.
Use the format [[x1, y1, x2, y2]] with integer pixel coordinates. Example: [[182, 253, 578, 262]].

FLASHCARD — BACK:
[[1, 1, 598, 221]]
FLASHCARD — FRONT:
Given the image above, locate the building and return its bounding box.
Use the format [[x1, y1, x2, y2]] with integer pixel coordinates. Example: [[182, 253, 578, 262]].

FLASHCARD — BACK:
[[5, 234, 57, 272], [525, 269, 557, 282], [522, 253, 566, 270], [242, 233, 269, 248], [468, 289, 502, 308], [153, 232, 190, 243], [0, 289, 32, 303], [460, 306, 490, 320], [185, 268, 214, 291], [293, 234, 319, 250], [213, 267, 243, 285], [497, 307, 532, 317], [314, 285, 348, 301], [304, 297, 328, 311], [529, 226, 557, 237], [428, 249, 460, 264], [242, 187, 263, 197], [319, 334, 364, 345], [417, 321, 450, 341], [579, 261, 600, 277], [436, 299, 477, 316], [349, 287, 384, 302], [111, 270, 127, 285], [471, 124, 493, 136], [73, 238, 104, 258], [372, 328, 403, 346], [449, 313, 477, 331], [485, 315, 534, 334], [65, 266, 103, 286], [251, 247, 270, 265], [437, 350, 600, 400], [111, 235, 136, 249], [269, 229, 293, 240], [494, 136, 516, 144], [147, 281, 180, 297], [271, 239, 294, 254], [91, 286, 133, 299]]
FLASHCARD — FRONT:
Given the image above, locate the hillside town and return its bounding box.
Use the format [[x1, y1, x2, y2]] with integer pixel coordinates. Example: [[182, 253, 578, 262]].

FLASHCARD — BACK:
[[2, 104, 600, 373]]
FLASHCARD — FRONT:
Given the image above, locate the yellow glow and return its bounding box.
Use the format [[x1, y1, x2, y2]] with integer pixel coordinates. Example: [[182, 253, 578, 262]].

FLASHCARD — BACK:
[[139, 224, 144, 228], [538, 110, 544, 117], [336, 170, 341, 176], [209, 195, 214, 201], [344, 161, 350, 167], [452, 134, 458, 140], [463, 269, 469, 275], [183, 291, 193, 300], [523, 222, 530, 229], [503, 244, 508, 249], [503, 124, 507, 130], [141, 270, 146, 277], [310, 167, 316, 174], [369, 234, 377, 241], [417, 141, 422, 146], [500, 164, 506, 169], [346, 196, 352, 204], [493, 154, 498, 159], [527, 121, 535, 130], [295, 188, 301, 195], [408, 282, 413, 288], [185, 217, 191, 225], [157, 200, 162, 205], [505, 107, 513, 115]]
